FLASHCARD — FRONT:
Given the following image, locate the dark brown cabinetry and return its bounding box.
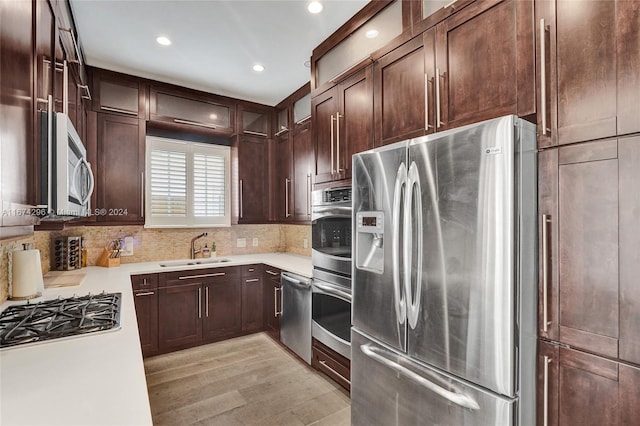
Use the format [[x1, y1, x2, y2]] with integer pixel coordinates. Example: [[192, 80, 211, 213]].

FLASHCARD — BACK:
[[158, 280, 202, 350], [312, 66, 373, 186], [150, 85, 234, 135], [131, 274, 159, 356], [239, 106, 270, 137], [241, 265, 264, 332], [202, 268, 242, 340], [312, 338, 351, 392], [537, 341, 640, 426], [536, 0, 640, 147], [263, 266, 282, 340], [91, 69, 145, 118], [538, 136, 640, 363], [273, 134, 291, 221], [237, 135, 269, 223], [96, 113, 145, 223], [291, 124, 313, 221]]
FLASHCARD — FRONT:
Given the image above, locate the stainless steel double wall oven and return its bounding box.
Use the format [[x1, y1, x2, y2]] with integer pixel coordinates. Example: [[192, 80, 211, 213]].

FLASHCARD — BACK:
[[311, 187, 352, 359]]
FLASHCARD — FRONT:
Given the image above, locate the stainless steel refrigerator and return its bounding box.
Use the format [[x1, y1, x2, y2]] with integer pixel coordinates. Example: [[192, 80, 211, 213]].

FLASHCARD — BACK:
[[351, 115, 537, 426]]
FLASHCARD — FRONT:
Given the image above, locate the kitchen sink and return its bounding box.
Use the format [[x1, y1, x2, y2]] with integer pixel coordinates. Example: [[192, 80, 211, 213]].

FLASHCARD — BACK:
[[159, 258, 231, 267]]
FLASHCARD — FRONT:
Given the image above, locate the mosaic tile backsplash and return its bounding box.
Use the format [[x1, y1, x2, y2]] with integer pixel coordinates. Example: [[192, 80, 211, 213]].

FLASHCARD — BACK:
[[1, 224, 310, 304]]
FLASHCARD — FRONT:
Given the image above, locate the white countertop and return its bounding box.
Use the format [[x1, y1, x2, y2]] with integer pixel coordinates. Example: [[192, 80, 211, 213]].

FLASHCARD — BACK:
[[0, 252, 311, 426]]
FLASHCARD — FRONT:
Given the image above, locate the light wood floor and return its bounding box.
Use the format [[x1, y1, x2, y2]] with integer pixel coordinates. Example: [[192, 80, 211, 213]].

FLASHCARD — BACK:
[[144, 333, 351, 426]]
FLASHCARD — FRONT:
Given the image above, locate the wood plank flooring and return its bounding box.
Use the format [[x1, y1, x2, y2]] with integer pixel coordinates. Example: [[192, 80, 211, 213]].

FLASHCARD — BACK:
[[144, 333, 351, 426]]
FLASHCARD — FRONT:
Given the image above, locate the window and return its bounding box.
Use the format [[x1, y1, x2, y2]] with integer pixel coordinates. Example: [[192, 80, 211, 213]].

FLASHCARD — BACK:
[[145, 136, 230, 227]]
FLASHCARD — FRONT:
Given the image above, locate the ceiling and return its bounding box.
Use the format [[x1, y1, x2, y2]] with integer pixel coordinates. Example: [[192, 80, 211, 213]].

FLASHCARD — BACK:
[[70, 0, 369, 106]]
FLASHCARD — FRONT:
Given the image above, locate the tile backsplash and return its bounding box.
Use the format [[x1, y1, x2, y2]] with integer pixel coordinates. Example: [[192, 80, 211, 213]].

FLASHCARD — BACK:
[[1, 224, 310, 304]]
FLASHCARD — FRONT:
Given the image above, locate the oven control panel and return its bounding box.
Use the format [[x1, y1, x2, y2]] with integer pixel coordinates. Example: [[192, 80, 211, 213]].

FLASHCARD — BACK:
[[356, 211, 384, 233]]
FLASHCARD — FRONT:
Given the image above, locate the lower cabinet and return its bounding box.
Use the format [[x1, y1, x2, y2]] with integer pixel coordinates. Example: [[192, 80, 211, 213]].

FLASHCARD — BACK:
[[263, 266, 282, 340], [158, 282, 203, 350], [131, 274, 159, 357], [241, 265, 264, 332], [312, 338, 350, 392], [537, 340, 640, 426], [203, 275, 242, 340]]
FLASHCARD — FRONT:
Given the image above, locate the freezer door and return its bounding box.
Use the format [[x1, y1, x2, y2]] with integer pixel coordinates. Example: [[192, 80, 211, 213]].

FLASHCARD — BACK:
[[407, 116, 517, 397], [352, 142, 408, 352], [351, 330, 515, 426]]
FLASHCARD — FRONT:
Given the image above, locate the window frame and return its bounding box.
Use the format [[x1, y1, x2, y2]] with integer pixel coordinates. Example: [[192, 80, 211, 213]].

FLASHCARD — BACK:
[[145, 136, 231, 228]]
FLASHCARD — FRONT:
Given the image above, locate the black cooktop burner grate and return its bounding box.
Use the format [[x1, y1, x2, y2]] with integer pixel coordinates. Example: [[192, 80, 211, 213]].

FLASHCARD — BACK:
[[0, 292, 121, 349]]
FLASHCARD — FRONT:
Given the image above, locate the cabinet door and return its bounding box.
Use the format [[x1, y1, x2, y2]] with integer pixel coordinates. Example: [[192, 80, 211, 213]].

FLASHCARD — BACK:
[[93, 72, 142, 117], [97, 114, 145, 223], [557, 140, 619, 358], [617, 1, 640, 135], [556, 0, 616, 144], [150, 88, 233, 133], [203, 279, 241, 340], [374, 36, 426, 146], [158, 283, 202, 349], [312, 87, 338, 184], [242, 276, 264, 332], [436, 0, 534, 130], [133, 289, 158, 356], [240, 107, 269, 137], [263, 268, 281, 339], [337, 66, 373, 178], [619, 136, 640, 365], [292, 125, 313, 221], [238, 135, 269, 223], [274, 134, 291, 221], [537, 340, 559, 426]]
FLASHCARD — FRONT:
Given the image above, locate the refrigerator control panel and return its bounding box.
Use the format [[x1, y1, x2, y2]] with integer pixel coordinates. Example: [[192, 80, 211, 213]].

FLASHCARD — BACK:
[[356, 211, 384, 233]]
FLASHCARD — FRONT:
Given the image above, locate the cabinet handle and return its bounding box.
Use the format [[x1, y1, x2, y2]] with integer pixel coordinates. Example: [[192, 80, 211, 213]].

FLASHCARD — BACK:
[[245, 278, 259, 283], [78, 84, 92, 101], [540, 19, 551, 136], [239, 179, 244, 219], [336, 112, 344, 173], [330, 114, 336, 175], [143, 278, 147, 286], [542, 214, 552, 332], [173, 118, 217, 129], [285, 178, 291, 218], [100, 106, 138, 116], [179, 272, 226, 280], [63, 61, 68, 115], [425, 74, 431, 130], [307, 173, 311, 216], [274, 287, 281, 317], [266, 270, 279, 276], [243, 130, 268, 136], [135, 291, 155, 297], [543, 355, 551, 426], [59, 27, 84, 70], [248, 268, 255, 272], [140, 172, 145, 218], [319, 360, 351, 385], [205, 286, 209, 317], [274, 128, 289, 137], [435, 68, 444, 128], [198, 287, 202, 319]]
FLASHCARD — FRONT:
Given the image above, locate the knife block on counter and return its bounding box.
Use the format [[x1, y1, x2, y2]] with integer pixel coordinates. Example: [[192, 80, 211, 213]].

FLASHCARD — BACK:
[[97, 248, 120, 268]]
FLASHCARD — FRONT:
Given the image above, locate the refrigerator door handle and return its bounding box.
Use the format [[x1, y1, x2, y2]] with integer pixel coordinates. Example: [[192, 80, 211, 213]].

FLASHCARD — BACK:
[[360, 344, 480, 411], [405, 162, 423, 330], [393, 164, 408, 324]]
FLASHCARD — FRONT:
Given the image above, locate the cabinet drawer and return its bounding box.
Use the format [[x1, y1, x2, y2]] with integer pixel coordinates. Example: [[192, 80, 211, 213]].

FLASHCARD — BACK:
[[264, 267, 281, 280], [160, 267, 240, 286], [312, 339, 351, 391], [131, 274, 158, 290], [241, 264, 262, 278]]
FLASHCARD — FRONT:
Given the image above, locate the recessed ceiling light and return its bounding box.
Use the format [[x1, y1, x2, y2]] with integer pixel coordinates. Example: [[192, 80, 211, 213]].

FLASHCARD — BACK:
[[303, 60, 311, 68], [308, 1, 323, 14], [156, 36, 171, 46], [253, 64, 265, 72], [365, 29, 379, 39]]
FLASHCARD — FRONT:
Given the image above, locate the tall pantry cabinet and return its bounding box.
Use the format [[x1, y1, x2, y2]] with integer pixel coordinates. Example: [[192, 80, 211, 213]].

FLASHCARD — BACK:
[[535, 1, 640, 425]]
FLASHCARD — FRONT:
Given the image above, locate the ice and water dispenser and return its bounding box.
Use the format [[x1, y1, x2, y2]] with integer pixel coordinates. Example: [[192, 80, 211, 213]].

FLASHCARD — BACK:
[[355, 211, 385, 273]]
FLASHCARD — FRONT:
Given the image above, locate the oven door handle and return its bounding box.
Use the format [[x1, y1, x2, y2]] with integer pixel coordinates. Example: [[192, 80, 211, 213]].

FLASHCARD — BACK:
[[313, 282, 352, 302], [311, 206, 352, 220]]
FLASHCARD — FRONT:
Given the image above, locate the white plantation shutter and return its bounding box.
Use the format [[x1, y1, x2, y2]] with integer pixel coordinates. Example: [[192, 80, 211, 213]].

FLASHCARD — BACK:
[[145, 136, 230, 227], [150, 149, 187, 217]]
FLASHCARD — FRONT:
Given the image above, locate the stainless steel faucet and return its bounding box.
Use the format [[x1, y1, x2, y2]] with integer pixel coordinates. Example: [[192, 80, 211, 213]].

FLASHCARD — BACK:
[[190, 232, 208, 259]]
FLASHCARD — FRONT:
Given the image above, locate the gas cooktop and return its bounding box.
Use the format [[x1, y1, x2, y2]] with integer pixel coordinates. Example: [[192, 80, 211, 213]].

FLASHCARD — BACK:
[[0, 292, 121, 349]]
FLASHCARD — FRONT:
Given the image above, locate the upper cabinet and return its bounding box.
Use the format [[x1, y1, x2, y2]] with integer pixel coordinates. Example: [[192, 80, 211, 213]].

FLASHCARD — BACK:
[[239, 105, 270, 137], [149, 85, 234, 135], [536, 0, 640, 147], [236, 135, 269, 223], [92, 69, 145, 118], [312, 66, 373, 186]]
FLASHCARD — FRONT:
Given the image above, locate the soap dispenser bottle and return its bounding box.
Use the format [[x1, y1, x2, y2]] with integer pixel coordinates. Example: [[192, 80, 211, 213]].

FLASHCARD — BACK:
[[202, 243, 210, 258]]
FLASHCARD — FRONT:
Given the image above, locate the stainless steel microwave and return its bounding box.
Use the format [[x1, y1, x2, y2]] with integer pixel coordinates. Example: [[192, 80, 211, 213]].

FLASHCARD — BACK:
[[39, 110, 94, 219]]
